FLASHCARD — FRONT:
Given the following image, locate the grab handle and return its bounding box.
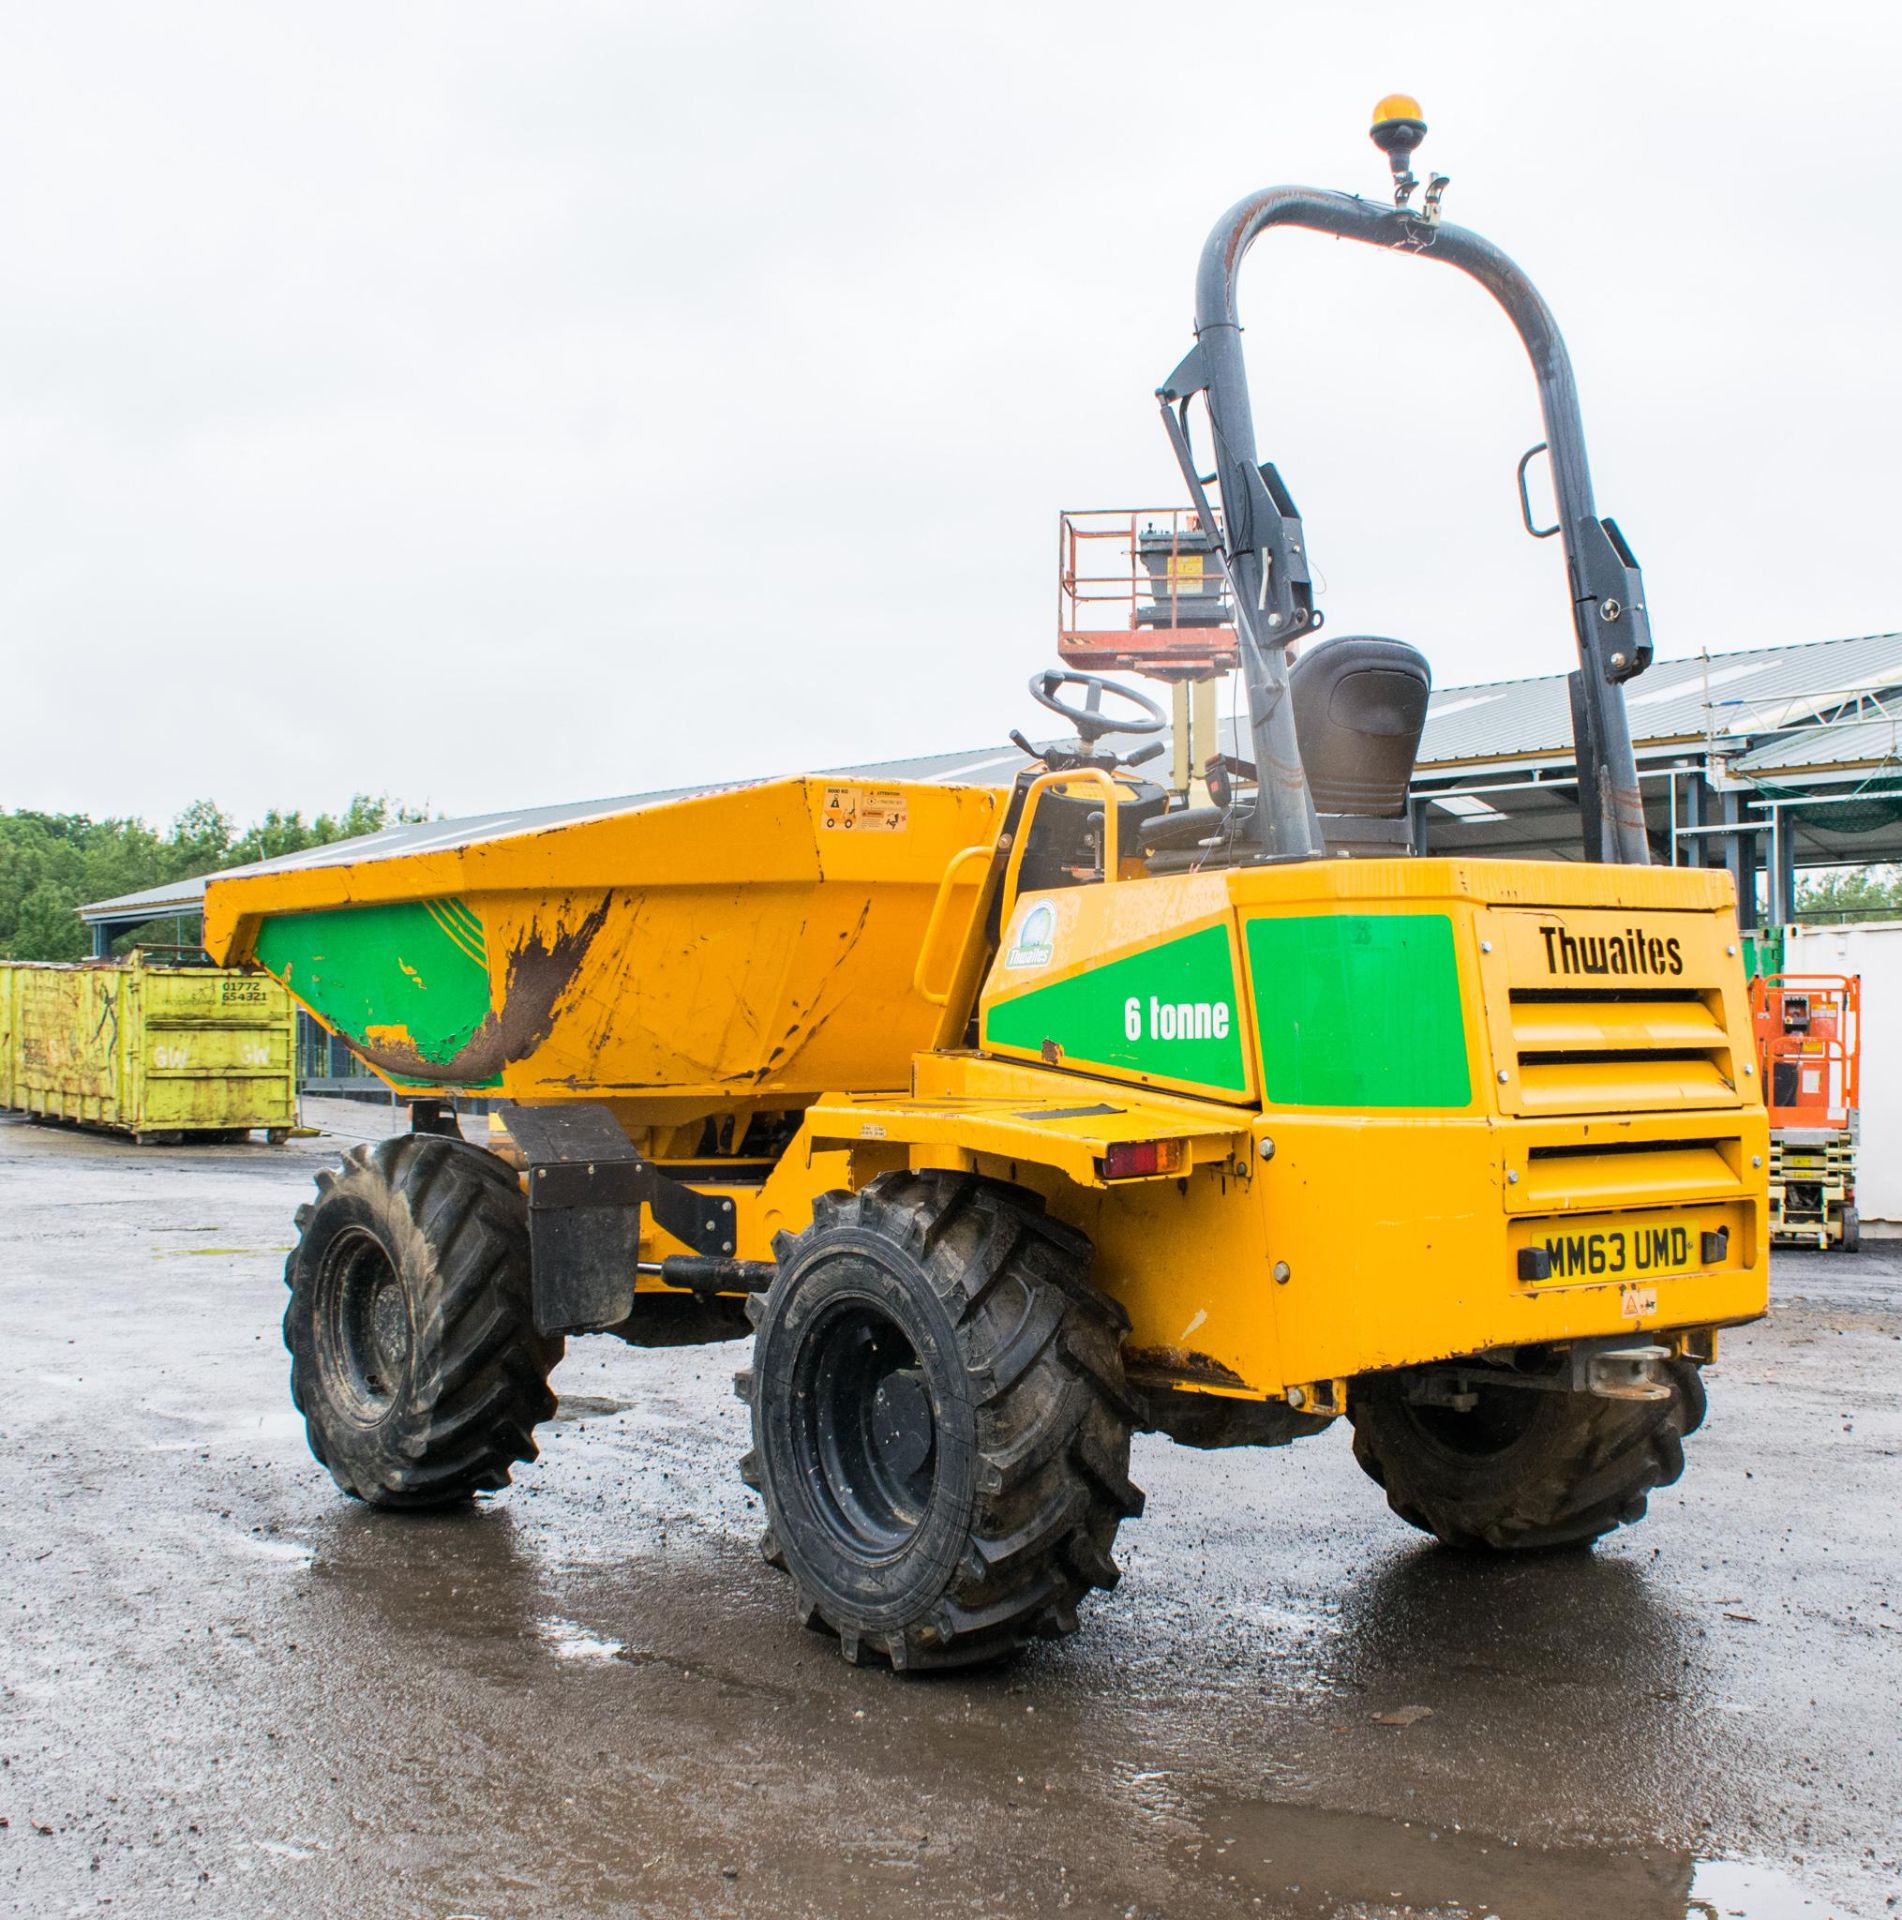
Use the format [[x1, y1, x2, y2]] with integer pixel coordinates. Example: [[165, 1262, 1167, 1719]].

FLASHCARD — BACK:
[[999, 769, 1123, 929], [1517, 442, 1560, 538], [913, 844, 995, 1006]]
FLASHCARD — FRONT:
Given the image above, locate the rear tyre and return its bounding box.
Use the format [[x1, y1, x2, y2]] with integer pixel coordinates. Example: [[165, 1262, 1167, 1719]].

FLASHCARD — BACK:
[[1841, 1203, 1861, 1254], [741, 1172, 1142, 1670], [284, 1134, 562, 1507], [1349, 1359, 1706, 1551]]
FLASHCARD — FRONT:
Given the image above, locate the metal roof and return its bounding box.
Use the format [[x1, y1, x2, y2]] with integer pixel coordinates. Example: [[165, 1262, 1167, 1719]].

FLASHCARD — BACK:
[[76, 779, 734, 926], [1415, 629, 1902, 770], [77, 877, 229, 926], [1732, 715, 1902, 779], [78, 629, 1902, 929], [77, 752, 1038, 928]]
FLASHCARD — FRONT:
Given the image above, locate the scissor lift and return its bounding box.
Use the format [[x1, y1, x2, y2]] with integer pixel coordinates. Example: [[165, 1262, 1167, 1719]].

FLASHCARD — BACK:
[[1057, 508, 1240, 802], [1751, 973, 1862, 1251]]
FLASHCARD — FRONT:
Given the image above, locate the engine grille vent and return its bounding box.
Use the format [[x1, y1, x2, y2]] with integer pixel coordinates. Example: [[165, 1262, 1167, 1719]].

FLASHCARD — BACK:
[[1506, 986, 1739, 1116]]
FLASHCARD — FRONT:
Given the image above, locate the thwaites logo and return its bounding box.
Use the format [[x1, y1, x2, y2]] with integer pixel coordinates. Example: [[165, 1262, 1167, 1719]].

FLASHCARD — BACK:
[[1538, 924, 1684, 979], [1005, 902, 1057, 971]]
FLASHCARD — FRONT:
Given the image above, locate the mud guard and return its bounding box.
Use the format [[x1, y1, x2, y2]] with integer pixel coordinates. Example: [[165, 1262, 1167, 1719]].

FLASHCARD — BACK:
[[499, 1103, 738, 1336]]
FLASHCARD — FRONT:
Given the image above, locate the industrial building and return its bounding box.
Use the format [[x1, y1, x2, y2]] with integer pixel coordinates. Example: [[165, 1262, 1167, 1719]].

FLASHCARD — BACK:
[[72, 632, 1902, 1208], [80, 630, 1902, 953]]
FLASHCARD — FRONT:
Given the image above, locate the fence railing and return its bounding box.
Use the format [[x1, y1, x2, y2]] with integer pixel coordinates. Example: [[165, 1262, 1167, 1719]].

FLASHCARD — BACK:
[[296, 1012, 381, 1090]]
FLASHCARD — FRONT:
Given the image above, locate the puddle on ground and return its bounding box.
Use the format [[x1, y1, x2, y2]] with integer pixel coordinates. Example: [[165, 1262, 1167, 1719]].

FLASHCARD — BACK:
[[150, 1244, 281, 1257], [535, 1614, 627, 1661], [1174, 1791, 1870, 1919], [550, 1395, 633, 1422], [1688, 1857, 1871, 1918], [221, 1529, 315, 1566], [138, 1401, 308, 1450]]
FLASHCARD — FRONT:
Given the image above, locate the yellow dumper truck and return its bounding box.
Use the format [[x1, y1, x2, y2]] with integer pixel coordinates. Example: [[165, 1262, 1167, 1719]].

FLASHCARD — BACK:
[[204, 104, 1768, 1670]]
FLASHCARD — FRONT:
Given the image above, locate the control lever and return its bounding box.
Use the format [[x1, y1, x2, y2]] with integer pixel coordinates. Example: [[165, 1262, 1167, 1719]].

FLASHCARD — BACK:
[[1009, 730, 1098, 775], [1204, 753, 1258, 809], [1010, 728, 1166, 775]]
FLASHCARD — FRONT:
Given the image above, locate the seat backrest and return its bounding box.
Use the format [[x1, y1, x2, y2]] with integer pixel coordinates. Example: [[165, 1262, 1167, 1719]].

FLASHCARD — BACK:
[[1288, 636, 1431, 819]]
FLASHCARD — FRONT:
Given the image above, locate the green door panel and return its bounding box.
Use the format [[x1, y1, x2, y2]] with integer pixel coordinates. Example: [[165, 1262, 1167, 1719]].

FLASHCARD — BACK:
[[984, 922, 1250, 1096], [1246, 912, 1471, 1108]]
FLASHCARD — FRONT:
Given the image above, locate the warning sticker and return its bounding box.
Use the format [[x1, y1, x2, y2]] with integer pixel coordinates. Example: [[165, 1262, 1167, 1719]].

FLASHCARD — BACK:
[[821, 786, 908, 833], [1620, 1283, 1659, 1320]]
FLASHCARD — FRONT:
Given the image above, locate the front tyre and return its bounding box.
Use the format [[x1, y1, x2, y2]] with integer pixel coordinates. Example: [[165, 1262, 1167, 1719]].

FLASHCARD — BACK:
[[741, 1173, 1142, 1670], [284, 1135, 563, 1507], [1349, 1359, 1706, 1552]]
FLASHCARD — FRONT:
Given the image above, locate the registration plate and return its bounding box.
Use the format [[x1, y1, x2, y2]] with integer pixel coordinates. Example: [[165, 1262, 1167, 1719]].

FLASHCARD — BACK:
[[1521, 1209, 1727, 1286]]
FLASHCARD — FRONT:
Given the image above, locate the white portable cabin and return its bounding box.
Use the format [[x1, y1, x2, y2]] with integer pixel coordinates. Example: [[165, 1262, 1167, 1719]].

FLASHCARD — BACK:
[[1783, 920, 1902, 1222]]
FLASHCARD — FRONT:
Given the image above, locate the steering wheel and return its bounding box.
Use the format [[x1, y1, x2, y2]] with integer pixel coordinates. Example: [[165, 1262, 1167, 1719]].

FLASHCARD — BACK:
[[1028, 669, 1168, 746]]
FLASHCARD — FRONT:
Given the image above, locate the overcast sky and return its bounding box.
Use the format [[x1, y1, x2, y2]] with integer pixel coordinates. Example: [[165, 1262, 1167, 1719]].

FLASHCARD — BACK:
[[1, 1, 1896, 827]]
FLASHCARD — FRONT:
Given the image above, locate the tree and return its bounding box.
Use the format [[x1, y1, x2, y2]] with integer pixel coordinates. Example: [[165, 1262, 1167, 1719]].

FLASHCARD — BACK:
[[170, 800, 234, 873], [1794, 865, 1902, 925], [222, 794, 419, 869], [0, 795, 428, 961], [13, 881, 89, 962]]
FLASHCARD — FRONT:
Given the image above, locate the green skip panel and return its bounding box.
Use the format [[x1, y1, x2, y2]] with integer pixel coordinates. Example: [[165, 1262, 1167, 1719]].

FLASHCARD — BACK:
[[1246, 912, 1471, 1108], [254, 899, 493, 1067], [985, 922, 1250, 1096]]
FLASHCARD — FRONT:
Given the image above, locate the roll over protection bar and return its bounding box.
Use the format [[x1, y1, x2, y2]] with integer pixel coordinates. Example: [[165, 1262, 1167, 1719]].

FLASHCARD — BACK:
[[1158, 182, 1653, 867]]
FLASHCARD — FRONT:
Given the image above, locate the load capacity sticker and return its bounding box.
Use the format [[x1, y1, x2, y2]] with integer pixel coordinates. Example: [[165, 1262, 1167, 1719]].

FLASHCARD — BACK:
[[821, 786, 908, 832]]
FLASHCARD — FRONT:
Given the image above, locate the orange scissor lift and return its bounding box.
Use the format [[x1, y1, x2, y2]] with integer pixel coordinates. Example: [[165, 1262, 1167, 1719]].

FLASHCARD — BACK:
[[1058, 508, 1240, 802], [1750, 974, 1862, 1251]]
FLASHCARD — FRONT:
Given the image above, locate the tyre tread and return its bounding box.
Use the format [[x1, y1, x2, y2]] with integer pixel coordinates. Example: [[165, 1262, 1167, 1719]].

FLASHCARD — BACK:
[[747, 1170, 1140, 1670], [1350, 1358, 1706, 1552], [284, 1134, 561, 1509]]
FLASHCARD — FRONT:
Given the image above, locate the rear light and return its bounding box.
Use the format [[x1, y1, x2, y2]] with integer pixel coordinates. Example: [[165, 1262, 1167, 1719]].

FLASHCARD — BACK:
[[1103, 1139, 1185, 1179]]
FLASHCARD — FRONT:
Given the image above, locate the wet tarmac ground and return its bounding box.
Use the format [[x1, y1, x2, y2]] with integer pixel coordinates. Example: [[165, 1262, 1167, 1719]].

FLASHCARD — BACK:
[[2, 1103, 1898, 1919]]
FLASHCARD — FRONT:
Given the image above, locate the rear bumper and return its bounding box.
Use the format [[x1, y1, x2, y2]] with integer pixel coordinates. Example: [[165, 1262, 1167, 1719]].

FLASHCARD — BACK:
[[1249, 1109, 1770, 1391]]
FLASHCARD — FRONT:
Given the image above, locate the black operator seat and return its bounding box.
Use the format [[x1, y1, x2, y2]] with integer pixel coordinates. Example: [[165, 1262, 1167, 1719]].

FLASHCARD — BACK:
[[1135, 634, 1433, 869], [1288, 635, 1431, 850]]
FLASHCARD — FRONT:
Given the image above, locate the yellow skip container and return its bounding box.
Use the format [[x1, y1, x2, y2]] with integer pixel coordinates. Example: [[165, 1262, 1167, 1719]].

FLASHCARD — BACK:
[[0, 952, 297, 1141]]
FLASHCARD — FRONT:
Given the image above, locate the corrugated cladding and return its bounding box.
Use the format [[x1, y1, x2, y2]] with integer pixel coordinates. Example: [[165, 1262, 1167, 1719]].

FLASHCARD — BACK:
[[1416, 631, 1902, 769], [77, 631, 1902, 927]]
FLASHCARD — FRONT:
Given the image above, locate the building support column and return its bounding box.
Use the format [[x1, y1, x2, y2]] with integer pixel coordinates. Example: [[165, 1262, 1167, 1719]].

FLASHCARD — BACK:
[[1767, 807, 1797, 928], [1721, 789, 1760, 930]]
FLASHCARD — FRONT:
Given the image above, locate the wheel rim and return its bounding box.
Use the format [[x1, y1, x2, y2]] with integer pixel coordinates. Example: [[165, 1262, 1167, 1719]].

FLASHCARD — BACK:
[[320, 1226, 412, 1421], [791, 1296, 938, 1555]]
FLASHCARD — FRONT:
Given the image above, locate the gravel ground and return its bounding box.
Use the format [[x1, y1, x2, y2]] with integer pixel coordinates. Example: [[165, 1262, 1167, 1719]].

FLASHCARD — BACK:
[[2, 1100, 1897, 1919]]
